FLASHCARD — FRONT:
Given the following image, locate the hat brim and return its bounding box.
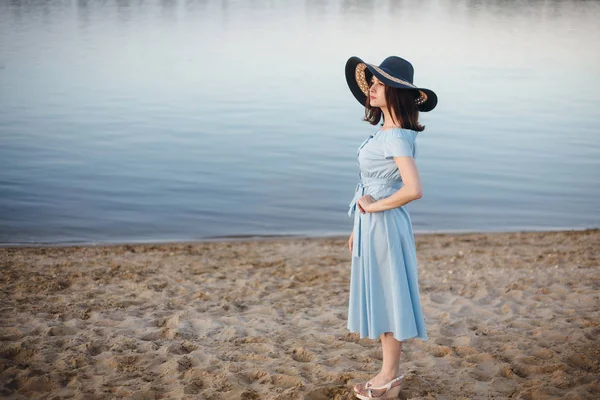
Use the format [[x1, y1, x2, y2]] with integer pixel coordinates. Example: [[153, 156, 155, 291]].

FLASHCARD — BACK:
[[345, 56, 437, 112]]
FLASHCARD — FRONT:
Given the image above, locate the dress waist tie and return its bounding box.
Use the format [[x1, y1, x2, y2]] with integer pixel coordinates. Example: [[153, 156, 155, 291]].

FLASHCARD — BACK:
[[348, 178, 403, 258]]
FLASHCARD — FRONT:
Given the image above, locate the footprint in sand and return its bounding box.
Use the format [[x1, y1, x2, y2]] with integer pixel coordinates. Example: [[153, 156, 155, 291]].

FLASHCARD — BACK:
[[183, 380, 204, 395], [565, 352, 599, 372], [430, 292, 454, 304], [439, 321, 467, 337], [1, 344, 35, 361], [513, 355, 542, 366], [140, 329, 163, 341], [84, 340, 107, 356], [271, 373, 303, 389], [498, 303, 519, 315], [367, 349, 383, 361], [454, 346, 478, 357], [456, 304, 474, 317], [337, 333, 366, 345], [1, 327, 24, 341], [466, 353, 500, 382], [167, 341, 197, 355], [510, 364, 531, 378], [529, 347, 554, 360], [584, 327, 600, 341], [430, 345, 452, 357], [321, 356, 341, 367], [22, 376, 54, 393], [290, 347, 314, 363], [413, 357, 437, 368], [549, 370, 574, 389], [242, 343, 274, 355], [490, 377, 519, 395], [311, 334, 335, 346], [163, 315, 197, 340], [177, 355, 192, 372], [46, 325, 78, 337], [303, 385, 348, 400], [239, 368, 271, 385]]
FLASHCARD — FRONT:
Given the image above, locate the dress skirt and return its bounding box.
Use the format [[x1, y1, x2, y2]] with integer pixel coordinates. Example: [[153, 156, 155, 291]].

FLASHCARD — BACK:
[[346, 127, 429, 342]]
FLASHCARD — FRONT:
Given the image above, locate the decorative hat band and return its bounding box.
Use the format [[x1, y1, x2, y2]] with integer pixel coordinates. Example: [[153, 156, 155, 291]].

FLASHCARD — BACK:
[[355, 63, 428, 106]]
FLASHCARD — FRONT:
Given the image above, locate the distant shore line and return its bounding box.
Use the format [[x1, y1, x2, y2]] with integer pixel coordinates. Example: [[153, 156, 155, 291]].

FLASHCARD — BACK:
[[1, 226, 597, 248]]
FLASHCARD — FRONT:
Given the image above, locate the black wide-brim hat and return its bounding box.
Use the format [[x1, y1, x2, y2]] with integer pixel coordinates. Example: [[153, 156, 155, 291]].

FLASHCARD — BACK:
[[345, 55, 437, 112]]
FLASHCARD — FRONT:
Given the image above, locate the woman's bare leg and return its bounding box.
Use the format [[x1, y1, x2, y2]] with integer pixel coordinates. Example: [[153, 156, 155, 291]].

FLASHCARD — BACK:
[[381, 332, 403, 377], [354, 332, 403, 396]]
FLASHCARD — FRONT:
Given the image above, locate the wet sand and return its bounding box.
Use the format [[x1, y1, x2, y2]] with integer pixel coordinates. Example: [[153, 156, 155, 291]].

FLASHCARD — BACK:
[[1, 229, 599, 399]]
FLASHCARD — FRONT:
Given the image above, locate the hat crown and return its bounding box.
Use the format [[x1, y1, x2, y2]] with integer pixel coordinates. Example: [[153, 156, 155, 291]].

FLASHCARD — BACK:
[[379, 56, 414, 84]]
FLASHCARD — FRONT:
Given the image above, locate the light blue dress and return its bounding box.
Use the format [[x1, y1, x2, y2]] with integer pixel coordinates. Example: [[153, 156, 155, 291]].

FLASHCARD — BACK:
[[347, 127, 428, 342]]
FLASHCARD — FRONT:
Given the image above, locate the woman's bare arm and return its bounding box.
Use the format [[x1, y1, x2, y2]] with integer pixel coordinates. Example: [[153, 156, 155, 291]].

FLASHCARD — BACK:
[[366, 156, 422, 213]]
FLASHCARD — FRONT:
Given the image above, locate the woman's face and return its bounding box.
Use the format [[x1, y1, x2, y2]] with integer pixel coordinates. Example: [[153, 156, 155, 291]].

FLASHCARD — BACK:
[[368, 75, 386, 108]]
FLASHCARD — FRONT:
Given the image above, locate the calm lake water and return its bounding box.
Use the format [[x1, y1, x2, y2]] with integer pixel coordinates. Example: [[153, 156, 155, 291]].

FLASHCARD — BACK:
[[1, 0, 599, 246]]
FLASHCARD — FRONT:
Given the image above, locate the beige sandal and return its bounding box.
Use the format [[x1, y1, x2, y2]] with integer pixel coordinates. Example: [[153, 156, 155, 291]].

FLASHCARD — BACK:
[[355, 375, 404, 399]]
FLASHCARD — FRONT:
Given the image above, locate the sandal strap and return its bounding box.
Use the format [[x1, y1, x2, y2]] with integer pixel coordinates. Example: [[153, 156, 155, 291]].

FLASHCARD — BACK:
[[367, 375, 404, 390], [367, 387, 391, 398]]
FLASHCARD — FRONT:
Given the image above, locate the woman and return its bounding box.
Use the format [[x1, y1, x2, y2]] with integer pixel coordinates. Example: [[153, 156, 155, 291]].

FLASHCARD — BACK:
[[344, 56, 437, 400]]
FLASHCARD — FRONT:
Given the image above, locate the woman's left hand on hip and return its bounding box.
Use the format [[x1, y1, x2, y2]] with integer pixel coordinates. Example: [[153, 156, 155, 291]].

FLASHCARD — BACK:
[[358, 195, 377, 214]]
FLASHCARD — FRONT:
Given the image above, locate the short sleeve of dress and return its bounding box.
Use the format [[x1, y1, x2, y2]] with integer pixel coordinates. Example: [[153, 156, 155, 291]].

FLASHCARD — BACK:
[[383, 131, 414, 159]]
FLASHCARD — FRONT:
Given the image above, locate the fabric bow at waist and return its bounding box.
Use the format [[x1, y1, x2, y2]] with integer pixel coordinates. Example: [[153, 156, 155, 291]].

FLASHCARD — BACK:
[[348, 178, 402, 258]]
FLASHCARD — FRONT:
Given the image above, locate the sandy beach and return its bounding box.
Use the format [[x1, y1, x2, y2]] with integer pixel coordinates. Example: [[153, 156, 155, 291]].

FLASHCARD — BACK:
[[1, 229, 599, 399]]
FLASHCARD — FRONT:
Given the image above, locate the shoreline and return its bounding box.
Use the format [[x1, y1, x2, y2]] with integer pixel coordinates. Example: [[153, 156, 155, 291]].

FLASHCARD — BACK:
[[1, 226, 597, 249], [1, 229, 599, 399]]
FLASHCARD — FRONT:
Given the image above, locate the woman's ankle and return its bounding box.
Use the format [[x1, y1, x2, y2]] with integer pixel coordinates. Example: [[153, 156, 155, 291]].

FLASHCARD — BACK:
[[379, 368, 401, 380]]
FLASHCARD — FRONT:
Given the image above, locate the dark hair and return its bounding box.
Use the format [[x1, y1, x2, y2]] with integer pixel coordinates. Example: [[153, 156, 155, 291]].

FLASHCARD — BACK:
[[363, 85, 425, 132]]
